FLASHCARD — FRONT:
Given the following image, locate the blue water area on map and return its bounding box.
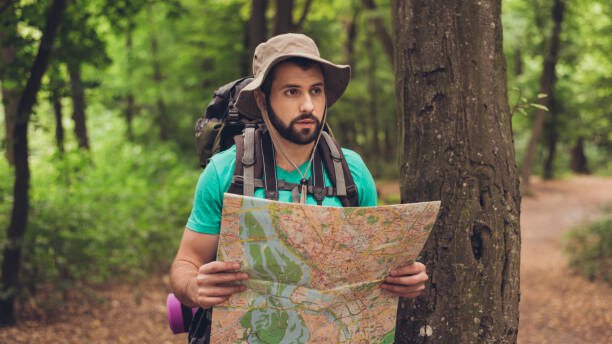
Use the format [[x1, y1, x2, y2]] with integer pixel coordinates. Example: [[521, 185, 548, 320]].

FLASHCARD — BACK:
[[239, 197, 311, 343]]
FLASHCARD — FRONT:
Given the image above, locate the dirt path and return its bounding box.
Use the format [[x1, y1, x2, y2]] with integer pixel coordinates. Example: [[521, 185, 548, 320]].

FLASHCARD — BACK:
[[1, 176, 610, 343], [518, 176, 612, 344]]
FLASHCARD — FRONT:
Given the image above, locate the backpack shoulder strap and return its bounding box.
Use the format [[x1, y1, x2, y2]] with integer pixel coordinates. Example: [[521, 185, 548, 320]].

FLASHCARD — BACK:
[[261, 130, 279, 200], [318, 131, 359, 207], [228, 125, 263, 196]]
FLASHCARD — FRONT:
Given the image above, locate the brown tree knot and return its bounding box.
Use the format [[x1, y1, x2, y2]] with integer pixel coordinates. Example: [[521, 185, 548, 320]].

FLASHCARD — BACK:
[[471, 222, 492, 260]]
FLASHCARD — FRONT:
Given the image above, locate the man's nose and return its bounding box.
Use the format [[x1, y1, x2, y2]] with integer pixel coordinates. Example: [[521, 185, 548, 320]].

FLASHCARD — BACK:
[[300, 94, 314, 113]]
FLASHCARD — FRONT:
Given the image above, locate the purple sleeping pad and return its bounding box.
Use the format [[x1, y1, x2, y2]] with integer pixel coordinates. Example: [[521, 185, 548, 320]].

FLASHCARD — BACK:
[[166, 293, 197, 334]]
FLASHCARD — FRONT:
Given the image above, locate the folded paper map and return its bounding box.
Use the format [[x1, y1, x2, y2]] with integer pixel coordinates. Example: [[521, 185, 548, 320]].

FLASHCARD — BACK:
[[211, 193, 440, 343]]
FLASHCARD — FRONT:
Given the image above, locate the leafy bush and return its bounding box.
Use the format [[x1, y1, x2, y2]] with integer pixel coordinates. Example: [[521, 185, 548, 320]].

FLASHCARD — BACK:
[[1, 110, 202, 304], [565, 211, 612, 284]]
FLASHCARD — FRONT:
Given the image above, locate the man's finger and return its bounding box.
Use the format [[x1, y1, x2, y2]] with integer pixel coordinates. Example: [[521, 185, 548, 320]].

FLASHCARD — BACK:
[[389, 262, 426, 276], [197, 295, 231, 308], [199, 261, 241, 274], [385, 271, 428, 286], [200, 285, 247, 297], [380, 282, 426, 295], [197, 271, 249, 286]]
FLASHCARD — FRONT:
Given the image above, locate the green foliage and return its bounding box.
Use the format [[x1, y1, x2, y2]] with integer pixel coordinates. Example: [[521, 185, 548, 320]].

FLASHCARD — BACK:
[[1, 110, 200, 295], [564, 209, 612, 284], [504, 0, 612, 176]]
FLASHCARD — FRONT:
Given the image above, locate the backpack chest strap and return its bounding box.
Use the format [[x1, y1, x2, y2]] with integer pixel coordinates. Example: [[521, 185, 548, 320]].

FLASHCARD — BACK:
[[230, 176, 341, 197]]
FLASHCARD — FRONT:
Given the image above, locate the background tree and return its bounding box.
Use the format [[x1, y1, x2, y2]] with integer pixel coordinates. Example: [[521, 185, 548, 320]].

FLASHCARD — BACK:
[[520, 0, 565, 191], [0, 0, 67, 326], [392, 0, 521, 342]]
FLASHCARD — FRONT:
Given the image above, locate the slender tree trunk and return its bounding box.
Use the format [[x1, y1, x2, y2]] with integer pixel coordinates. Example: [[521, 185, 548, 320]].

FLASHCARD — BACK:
[[366, 26, 380, 157], [49, 66, 65, 154], [0, 2, 19, 166], [392, 0, 521, 342], [67, 61, 89, 149], [249, 0, 268, 55], [345, 8, 359, 69], [1, 84, 18, 165], [542, 96, 558, 179], [124, 19, 135, 141], [273, 0, 294, 34], [0, 0, 67, 326], [52, 92, 64, 154], [514, 48, 523, 76], [384, 121, 395, 161], [148, 5, 169, 141], [570, 137, 589, 174], [520, 0, 565, 191], [244, 0, 268, 75], [362, 0, 394, 66]]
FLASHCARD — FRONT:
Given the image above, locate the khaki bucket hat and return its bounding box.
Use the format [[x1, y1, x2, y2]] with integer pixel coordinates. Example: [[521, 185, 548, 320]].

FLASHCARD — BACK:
[[235, 33, 351, 119]]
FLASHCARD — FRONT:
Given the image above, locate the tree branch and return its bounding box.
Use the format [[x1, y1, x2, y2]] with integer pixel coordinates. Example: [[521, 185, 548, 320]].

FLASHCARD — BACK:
[[294, 0, 313, 31]]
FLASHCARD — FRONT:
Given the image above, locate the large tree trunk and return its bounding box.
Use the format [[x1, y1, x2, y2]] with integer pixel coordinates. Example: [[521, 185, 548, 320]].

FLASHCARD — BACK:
[[67, 61, 89, 149], [0, 2, 19, 166], [392, 0, 521, 342], [520, 0, 565, 191], [570, 137, 589, 174], [0, 0, 66, 326]]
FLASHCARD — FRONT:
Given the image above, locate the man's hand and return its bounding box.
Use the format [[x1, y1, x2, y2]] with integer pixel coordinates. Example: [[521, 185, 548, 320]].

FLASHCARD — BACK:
[[380, 262, 428, 298], [193, 261, 249, 308]]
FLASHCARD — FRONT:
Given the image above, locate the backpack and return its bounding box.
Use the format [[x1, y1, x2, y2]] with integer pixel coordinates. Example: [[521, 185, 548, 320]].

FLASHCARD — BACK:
[[194, 77, 359, 206], [189, 77, 360, 343]]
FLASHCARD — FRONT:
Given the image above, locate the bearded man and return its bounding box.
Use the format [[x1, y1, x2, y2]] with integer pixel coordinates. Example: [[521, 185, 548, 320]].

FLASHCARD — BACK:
[[170, 33, 428, 343]]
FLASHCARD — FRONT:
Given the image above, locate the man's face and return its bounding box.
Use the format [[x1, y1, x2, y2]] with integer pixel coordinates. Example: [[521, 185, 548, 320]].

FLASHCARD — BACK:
[[266, 62, 326, 145]]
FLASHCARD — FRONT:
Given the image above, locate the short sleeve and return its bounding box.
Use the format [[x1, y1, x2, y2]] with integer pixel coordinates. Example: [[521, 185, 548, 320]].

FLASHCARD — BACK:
[[342, 149, 378, 207], [186, 160, 224, 234]]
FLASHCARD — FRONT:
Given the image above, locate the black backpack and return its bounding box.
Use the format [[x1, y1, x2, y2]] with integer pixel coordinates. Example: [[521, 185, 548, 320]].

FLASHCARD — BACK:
[[188, 77, 360, 343]]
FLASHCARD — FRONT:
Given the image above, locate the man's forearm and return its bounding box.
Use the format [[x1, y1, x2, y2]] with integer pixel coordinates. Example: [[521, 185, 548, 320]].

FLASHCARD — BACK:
[[170, 258, 200, 308]]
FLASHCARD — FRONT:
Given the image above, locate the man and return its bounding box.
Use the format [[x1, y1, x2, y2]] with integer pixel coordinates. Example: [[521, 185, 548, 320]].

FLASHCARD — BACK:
[[170, 33, 428, 333]]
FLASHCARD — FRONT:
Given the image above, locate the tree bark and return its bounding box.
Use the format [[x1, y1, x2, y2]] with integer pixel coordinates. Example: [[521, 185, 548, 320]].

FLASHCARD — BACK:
[[392, 0, 521, 342], [124, 19, 135, 141], [362, 0, 394, 66], [293, 0, 313, 31], [147, 4, 170, 141], [520, 0, 565, 191], [570, 137, 589, 174], [0, 2, 18, 165], [366, 26, 380, 157], [0, 0, 66, 326], [49, 66, 65, 154], [273, 0, 293, 34], [67, 61, 89, 149], [249, 0, 267, 55], [542, 96, 558, 179], [345, 8, 359, 69]]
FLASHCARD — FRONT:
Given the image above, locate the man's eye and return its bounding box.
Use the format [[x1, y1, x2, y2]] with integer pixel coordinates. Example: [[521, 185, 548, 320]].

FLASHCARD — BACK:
[[310, 87, 323, 95], [285, 89, 299, 96]]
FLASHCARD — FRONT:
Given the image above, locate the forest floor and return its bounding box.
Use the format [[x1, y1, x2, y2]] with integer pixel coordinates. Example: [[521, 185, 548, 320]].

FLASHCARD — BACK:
[[1, 175, 611, 343]]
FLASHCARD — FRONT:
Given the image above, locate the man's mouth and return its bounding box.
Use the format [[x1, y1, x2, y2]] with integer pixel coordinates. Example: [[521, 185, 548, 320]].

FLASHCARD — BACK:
[[296, 119, 315, 125]]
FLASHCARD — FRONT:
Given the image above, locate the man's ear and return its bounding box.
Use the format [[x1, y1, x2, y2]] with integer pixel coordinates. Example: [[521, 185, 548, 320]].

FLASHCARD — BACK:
[[254, 89, 266, 112]]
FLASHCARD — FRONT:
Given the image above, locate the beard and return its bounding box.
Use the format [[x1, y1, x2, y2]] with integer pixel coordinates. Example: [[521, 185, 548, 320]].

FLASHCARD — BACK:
[[266, 103, 322, 145]]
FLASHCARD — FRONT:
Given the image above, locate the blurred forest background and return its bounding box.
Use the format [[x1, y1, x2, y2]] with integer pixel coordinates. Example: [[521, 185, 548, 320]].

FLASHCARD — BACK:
[[0, 0, 610, 325]]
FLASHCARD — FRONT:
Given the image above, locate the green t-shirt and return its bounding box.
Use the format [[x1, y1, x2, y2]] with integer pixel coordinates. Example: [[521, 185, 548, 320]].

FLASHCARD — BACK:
[[186, 145, 378, 234]]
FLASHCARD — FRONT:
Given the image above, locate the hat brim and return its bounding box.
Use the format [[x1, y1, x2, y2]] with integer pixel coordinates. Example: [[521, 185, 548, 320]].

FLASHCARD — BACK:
[[235, 53, 351, 119]]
